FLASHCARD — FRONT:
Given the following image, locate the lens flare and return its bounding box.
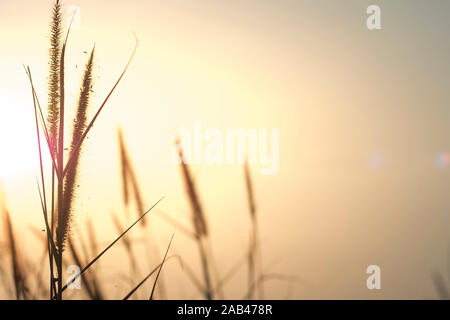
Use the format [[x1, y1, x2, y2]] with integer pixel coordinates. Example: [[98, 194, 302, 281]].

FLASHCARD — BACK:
[[435, 152, 450, 168]]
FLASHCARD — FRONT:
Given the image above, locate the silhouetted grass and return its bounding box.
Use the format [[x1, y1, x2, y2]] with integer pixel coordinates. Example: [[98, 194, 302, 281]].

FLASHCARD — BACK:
[[2, 205, 28, 299], [175, 136, 214, 299], [24, 0, 141, 300], [0, 0, 287, 301]]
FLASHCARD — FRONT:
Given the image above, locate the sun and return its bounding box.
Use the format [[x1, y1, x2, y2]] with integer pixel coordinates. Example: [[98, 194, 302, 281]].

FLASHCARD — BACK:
[[0, 95, 37, 179]]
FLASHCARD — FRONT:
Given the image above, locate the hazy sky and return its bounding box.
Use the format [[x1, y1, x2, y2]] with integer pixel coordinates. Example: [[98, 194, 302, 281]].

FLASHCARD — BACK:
[[0, 0, 449, 299]]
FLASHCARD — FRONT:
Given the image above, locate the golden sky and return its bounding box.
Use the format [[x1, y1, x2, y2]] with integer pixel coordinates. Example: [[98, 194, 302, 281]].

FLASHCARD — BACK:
[[0, 0, 449, 299]]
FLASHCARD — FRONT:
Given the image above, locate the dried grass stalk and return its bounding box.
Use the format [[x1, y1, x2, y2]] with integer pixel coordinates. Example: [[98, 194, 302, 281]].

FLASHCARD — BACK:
[[432, 271, 449, 300], [175, 137, 208, 237], [243, 161, 263, 299], [58, 48, 95, 251], [3, 207, 28, 300], [47, 0, 62, 155], [68, 237, 102, 300], [118, 129, 146, 225], [174, 136, 213, 299], [118, 129, 130, 206]]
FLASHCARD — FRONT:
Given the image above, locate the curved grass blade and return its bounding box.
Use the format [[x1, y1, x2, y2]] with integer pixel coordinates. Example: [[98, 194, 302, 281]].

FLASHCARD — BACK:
[[63, 35, 139, 178], [55, 7, 78, 300], [52, 196, 164, 298], [25, 66, 60, 176], [149, 233, 174, 300], [123, 254, 175, 301]]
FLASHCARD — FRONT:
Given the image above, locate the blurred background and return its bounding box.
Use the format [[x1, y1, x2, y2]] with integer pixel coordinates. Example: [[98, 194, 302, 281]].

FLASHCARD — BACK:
[[0, 0, 449, 299]]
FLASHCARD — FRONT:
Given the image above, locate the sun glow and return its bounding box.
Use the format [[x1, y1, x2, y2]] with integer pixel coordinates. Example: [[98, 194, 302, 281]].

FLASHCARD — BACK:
[[0, 96, 37, 179]]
